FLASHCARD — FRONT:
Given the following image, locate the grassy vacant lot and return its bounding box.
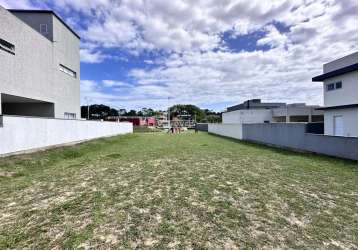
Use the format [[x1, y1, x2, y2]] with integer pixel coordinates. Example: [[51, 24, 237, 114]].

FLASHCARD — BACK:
[[0, 132, 357, 249]]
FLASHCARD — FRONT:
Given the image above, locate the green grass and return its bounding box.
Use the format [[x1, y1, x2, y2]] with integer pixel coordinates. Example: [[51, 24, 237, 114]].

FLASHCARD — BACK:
[[133, 126, 163, 133], [0, 132, 357, 249]]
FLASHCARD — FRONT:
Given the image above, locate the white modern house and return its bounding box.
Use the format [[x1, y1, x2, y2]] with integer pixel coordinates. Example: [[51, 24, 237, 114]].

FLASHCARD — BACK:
[[313, 51, 358, 137], [222, 99, 323, 124], [0, 6, 80, 119], [0, 6, 133, 156]]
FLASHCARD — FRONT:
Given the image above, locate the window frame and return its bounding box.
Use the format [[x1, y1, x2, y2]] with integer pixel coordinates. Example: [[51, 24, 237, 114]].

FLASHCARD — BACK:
[[64, 112, 76, 119], [0, 38, 15, 55], [326, 83, 335, 91], [59, 64, 77, 78], [335, 81, 342, 89], [39, 24, 48, 34], [326, 81, 343, 92]]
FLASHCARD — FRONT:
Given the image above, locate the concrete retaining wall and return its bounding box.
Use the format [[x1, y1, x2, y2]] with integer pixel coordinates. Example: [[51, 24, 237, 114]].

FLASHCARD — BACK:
[[208, 123, 243, 139], [207, 122, 358, 160], [242, 123, 307, 149], [0, 115, 133, 156], [304, 134, 358, 161], [242, 123, 358, 161]]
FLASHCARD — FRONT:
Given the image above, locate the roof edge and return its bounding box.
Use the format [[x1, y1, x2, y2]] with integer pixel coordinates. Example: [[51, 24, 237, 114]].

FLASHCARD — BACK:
[[312, 62, 358, 82], [316, 103, 358, 110], [8, 9, 80, 40]]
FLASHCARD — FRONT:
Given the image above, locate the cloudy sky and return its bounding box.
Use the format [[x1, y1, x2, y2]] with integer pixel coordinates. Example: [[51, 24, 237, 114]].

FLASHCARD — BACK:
[[1, 0, 358, 111]]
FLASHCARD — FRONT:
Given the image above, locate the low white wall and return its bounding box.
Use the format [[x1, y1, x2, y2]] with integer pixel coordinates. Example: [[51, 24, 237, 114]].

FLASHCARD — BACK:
[[0, 115, 133, 156], [208, 123, 243, 139], [243, 123, 358, 161], [205, 122, 358, 161]]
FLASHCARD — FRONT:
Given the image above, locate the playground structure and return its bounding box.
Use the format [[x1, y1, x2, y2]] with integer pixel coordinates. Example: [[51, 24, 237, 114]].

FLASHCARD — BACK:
[[158, 113, 196, 129]]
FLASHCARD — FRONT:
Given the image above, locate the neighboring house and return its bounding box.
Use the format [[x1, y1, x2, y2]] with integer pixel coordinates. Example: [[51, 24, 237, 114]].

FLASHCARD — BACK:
[[145, 117, 156, 127], [223, 109, 273, 124], [272, 103, 324, 123], [222, 99, 323, 124], [110, 116, 157, 127], [0, 7, 80, 119], [156, 111, 169, 128], [313, 51, 358, 137], [227, 99, 285, 112]]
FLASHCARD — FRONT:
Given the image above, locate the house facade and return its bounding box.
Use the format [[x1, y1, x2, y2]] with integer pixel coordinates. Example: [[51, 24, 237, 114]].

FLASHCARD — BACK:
[[222, 99, 323, 124], [0, 7, 80, 119], [107, 116, 157, 127], [313, 51, 358, 137], [223, 109, 273, 124], [226, 99, 286, 112]]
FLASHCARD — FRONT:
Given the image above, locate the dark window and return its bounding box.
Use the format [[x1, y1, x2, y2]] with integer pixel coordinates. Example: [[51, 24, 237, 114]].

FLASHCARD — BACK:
[[59, 64, 77, 78], [0, 38, 15, 55], [40, 24, 48, 34], [64, 112, 76, 119], [335, 81, 342, 89], [326, 83, 335, 91]]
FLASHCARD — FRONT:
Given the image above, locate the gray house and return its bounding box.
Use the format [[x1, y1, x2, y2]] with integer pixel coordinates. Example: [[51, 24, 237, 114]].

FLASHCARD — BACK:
[[223, 99, 323, 124], [0, 6, 80, 119]]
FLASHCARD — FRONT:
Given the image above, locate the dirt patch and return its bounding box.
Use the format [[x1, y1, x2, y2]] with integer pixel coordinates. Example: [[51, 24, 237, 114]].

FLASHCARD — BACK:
[[0, 171, 18, 177]]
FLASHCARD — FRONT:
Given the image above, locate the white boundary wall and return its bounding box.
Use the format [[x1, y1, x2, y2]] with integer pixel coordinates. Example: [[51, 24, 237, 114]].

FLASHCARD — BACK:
[[208, 123, 243, 139], [206, 122, 358, 161], [0, 115, 133, 156]]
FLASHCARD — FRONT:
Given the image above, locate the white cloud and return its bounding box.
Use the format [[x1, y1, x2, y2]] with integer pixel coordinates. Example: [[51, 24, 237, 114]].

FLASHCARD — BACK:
[[84, 19, 138, 48], [102, 80, 131, 88], [0, 0, 37, 8], [80, 80, 98, 93], [46, 0, 301, 53], [50, 0, 110, 14], [257, 25, 288, 48], [3, 0, 358, 110], [80, 49, 107, 63], [47, 0, 356, 57], [80, 80, 118, 105], [81, 79, 137, 108]]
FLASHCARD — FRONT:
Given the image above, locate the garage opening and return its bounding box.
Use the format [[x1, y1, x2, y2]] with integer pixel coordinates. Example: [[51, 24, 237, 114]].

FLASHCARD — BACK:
[[289, 115, 309, 122], [312, 115, 324, 122], [273, 116, 286, 122], [1, 93, 54, 118]]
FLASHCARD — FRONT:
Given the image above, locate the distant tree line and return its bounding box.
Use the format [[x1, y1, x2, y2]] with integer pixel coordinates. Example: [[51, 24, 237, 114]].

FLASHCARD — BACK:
[[81, 104, 221, 123], [125, 108, 161, 117], [81, 104, 118, 120], [169, 104, 221, 123]]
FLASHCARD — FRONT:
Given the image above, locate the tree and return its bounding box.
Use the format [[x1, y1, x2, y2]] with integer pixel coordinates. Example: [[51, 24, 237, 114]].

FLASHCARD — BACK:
[[81, 104, 117, 120], [204, 114, 222, 123], [109, 108, 119, 116], [119, 109, 127, 115], [125, 110, 137, 116], [202, 109, 222, 123], [80, 104, 222, 123], [141, 108, 155, 117], [169, 104, 205, 122]]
